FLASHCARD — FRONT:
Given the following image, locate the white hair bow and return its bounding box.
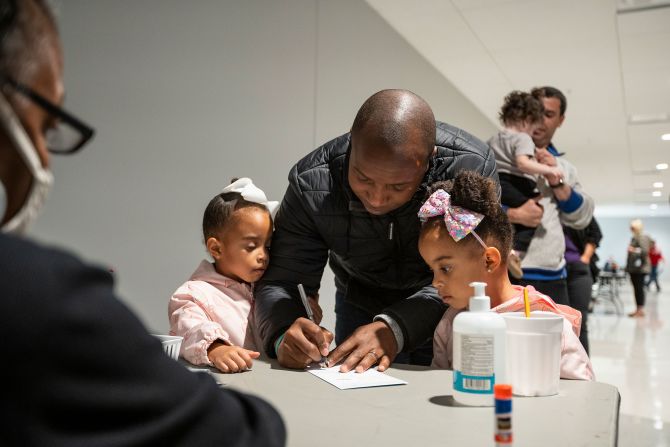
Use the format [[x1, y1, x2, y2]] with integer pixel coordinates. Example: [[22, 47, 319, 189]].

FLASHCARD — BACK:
[[221, 178, 279, 218]]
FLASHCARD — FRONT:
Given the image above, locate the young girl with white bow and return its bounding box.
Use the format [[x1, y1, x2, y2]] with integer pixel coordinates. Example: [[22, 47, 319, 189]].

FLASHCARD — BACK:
[[417, 171, 593, 380], [169, 178, 311, 373]]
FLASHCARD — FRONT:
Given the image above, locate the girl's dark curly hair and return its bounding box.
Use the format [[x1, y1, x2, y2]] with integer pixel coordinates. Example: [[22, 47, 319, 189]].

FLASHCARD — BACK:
[[499, 90, 544, 127], [420, 170, 513, 259]]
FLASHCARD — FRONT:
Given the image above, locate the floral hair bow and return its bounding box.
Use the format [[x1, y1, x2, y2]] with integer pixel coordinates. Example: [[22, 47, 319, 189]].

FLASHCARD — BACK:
[[222, 177, 280, 218], [418, 189, 487, 249]]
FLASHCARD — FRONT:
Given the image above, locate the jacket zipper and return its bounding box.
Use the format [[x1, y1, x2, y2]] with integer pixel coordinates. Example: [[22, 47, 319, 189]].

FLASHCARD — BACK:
[[388, 217, 401, 282]]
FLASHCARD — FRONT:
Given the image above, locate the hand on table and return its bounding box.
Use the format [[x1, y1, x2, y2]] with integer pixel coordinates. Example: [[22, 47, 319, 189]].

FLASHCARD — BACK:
[[326, 321, 398, 373], [207, 342, 260, 373], [277, 317, 333, 369]]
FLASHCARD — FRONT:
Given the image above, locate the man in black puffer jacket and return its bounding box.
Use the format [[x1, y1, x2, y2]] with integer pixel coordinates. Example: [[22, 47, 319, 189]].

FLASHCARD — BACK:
[[256, 89, 498, 372]]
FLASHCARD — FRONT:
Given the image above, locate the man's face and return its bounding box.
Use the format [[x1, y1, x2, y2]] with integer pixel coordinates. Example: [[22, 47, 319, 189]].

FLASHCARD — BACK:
[[348, 133, 429, 215], [0, 35, 63, 225], [532, 97, 564, 148]]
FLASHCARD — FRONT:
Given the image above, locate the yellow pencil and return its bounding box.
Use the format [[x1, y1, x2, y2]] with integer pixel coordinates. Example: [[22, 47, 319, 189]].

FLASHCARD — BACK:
[[523, 287, 530, 318]]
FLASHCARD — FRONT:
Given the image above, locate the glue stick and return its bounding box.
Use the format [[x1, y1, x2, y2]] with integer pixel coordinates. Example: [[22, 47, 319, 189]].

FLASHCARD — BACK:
[[494, 383, 513, 446]]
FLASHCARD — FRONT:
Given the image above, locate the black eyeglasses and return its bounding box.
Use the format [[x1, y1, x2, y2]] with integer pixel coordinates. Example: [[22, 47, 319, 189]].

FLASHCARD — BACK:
[[1, 76, 94, 154]]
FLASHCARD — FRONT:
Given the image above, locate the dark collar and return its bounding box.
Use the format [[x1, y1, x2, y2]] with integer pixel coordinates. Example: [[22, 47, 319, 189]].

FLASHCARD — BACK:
[[547, 143, 565, 157]]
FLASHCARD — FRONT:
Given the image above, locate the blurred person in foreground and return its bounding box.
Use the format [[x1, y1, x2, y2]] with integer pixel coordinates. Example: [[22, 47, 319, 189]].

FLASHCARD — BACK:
[[0, 1, 285, 445]]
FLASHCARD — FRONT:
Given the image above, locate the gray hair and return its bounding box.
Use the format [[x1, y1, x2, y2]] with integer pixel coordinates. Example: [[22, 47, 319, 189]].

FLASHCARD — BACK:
[[0, 0, 58, 92]]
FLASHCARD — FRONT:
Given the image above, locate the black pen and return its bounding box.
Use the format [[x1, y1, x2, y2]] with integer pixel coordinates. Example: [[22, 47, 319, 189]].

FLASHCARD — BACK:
[[297, 283, 328, 367]]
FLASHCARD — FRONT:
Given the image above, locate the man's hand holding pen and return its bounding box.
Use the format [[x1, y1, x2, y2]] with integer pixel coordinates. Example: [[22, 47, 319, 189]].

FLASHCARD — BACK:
[[277, 317, 333, 369]]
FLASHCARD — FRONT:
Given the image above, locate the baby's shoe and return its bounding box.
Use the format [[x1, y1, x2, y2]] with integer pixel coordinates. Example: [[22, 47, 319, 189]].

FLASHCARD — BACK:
[[508, 250, 523, 279]]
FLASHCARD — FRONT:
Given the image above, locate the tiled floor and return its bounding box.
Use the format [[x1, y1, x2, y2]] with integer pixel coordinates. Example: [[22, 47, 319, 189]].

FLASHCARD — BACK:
[[590, 276, 670, 446]]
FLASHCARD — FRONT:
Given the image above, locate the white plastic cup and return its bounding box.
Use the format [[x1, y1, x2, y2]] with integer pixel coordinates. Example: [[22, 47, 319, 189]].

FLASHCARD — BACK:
[[502, 311, 563, 397], [153, 334, 183, 360]]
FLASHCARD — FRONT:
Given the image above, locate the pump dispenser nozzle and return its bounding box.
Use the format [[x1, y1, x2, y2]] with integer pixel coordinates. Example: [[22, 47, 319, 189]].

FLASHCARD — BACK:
[[468, 281, 491, 312]]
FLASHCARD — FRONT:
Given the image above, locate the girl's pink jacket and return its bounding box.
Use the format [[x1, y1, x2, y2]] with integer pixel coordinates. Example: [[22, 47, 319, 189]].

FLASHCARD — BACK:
[[169, 260, 262, 366], [431, 285, 594, 381]]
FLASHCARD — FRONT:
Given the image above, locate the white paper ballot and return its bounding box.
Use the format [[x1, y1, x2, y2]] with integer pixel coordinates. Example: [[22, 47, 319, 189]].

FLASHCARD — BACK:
[[308, 365, 407, 390]]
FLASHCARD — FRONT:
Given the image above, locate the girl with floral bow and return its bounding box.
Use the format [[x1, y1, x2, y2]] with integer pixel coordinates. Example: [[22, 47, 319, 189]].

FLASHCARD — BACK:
[[418, 171, 593, 380]]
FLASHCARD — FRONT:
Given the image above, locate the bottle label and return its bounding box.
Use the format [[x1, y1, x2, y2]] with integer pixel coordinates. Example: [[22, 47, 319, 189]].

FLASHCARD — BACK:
[[453, 333, 495, 394], [495, 411, 513, 445], [494, 413, 513, 445]]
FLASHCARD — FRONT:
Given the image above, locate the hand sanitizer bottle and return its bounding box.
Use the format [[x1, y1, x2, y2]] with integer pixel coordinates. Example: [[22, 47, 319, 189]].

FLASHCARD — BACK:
[[452, 282, 507, 406]]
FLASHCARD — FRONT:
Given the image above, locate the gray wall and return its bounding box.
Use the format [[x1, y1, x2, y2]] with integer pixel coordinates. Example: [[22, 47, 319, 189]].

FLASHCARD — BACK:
[[32, 0, 497, 333]]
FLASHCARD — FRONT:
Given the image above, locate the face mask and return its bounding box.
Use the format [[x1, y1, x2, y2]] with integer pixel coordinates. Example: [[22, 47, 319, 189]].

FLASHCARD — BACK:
[[0, 93, 54, 234]]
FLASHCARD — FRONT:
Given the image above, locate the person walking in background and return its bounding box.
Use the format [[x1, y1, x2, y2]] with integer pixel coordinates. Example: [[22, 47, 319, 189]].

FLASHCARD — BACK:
[[626, 219, 652, 318], [645, 239, 664, 292]]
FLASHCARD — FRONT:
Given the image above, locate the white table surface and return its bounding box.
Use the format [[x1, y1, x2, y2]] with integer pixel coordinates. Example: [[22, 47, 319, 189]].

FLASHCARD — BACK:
[[200, 360, 620, 446]]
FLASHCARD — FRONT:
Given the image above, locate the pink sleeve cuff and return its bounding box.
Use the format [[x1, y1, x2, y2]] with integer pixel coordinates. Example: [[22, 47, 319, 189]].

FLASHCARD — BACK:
[[183, 328, 230, 367]]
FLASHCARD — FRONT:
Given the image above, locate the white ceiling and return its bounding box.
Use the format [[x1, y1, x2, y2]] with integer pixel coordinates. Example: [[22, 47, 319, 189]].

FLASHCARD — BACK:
[[365, 0, 670, 216]]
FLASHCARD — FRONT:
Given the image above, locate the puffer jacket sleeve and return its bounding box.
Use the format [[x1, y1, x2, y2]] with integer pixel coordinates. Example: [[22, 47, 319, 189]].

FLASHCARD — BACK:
[[434, 122, 500, 190], [255, 164, 330, 357], [383, 285, 446, 352]]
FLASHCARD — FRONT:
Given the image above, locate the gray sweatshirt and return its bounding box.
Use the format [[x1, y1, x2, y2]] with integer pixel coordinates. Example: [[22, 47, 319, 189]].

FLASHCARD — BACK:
[[521, 157, 594, 275]]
